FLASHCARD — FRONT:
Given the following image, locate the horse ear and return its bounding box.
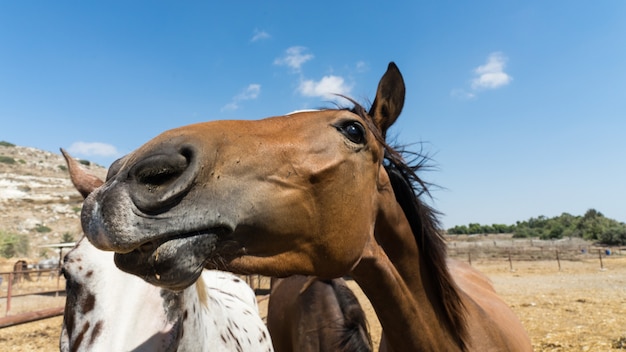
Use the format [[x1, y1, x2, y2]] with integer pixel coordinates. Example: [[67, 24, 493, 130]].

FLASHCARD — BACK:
[[60, 148, 104, 199], [368, 62, 405, 138]]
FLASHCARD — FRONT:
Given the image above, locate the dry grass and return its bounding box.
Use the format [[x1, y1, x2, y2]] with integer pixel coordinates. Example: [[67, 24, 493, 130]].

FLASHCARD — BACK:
[[478, 256, 626, 351]]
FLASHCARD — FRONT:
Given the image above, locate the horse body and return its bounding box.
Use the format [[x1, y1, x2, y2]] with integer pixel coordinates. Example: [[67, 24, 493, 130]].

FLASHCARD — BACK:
[[268, 276, 372, 352], [81, 63, 532, 351], [60, 149, 272, 352]]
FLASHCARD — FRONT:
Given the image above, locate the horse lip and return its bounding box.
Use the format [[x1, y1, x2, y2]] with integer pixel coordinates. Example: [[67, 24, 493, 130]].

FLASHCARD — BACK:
[[113, 229, 226, 290], [122, 227, 229, 258], [151, 226, 232, 252], [120, 225, 233, 254]]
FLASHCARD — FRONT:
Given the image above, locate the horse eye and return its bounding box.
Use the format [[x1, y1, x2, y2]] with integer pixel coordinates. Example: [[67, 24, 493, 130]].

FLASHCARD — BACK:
[[338, 121, 366, 144]]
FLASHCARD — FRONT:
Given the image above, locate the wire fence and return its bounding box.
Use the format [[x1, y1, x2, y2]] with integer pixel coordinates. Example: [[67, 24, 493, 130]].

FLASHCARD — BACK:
[[0, 268, 65, 327], [447, 235, 624, 270]]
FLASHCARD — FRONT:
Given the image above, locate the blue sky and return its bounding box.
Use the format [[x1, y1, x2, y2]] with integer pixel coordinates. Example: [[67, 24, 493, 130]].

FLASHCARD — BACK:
[[1, 1, 625, 229]]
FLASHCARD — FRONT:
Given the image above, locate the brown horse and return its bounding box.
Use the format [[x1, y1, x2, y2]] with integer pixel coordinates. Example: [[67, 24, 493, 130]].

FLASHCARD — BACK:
[[12, 259, 31, 284], [82, 62, 532, 351], [268, 276, 372, 352]]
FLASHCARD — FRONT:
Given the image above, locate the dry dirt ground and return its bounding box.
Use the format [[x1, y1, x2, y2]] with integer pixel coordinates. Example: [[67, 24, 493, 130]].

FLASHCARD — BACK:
[[1, 256, 625, 351]]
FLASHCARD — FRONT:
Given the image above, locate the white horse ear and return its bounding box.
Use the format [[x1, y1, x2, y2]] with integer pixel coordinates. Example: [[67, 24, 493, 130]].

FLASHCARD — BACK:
[[368, 62, 405, 138]]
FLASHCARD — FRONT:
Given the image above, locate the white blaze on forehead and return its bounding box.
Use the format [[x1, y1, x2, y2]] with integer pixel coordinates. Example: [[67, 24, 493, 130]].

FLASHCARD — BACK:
[[286, 109, 320, 115]]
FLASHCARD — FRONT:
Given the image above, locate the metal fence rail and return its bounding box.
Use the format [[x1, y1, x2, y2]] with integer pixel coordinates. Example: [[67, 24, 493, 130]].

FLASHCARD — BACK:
[[0, 268, 65, 327]]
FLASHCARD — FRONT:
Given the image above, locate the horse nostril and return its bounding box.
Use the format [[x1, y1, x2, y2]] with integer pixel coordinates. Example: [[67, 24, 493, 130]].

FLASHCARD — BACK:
[[134, 157, 186, 192], [128, 146, 198, 214], [106, 155, 128, 181]]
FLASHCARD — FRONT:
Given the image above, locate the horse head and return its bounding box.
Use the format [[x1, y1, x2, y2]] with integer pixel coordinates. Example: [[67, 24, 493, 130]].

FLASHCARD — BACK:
[[82, 63, 405, 289]]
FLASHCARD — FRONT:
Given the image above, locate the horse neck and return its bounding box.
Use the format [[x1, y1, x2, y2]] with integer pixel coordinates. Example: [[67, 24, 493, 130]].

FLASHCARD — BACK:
[[173, 277, 209, 350], [351, 185, 465, 352], [176, 270, 274, 352]]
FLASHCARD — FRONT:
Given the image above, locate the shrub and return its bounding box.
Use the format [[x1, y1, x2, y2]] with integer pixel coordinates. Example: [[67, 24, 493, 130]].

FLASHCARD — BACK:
[[79, 159, 91, 166], [62, 232, 75, 243], [35, 224, 52, 233], [0, 156, 16, 164], [0, 141, 15, 147], [58, 165, 68, 171], [0, 231, 30, 258]]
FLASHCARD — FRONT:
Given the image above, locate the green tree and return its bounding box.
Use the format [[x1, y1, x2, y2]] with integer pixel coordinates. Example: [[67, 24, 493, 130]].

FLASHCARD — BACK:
[[468, 223, 482, 234], [447, 225, 469, 234], [542, 222, 564, 240], [481, 225, 495, 234], [492, 224, 512, 233], [449, 210, 625, 244], [578, 208, 606, 240]]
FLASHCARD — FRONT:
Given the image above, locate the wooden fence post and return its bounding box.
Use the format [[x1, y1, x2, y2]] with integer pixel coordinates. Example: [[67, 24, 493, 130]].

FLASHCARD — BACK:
[[6, 272, 13, 317], [556, 250, 561, 271], [508, 250, 513, 271], [598, 249, 604, 270]]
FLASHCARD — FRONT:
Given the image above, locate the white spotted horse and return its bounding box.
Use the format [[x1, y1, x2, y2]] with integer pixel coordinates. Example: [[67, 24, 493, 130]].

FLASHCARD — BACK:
[[81, 63, 532, 351], [59, 149, 273, 352]]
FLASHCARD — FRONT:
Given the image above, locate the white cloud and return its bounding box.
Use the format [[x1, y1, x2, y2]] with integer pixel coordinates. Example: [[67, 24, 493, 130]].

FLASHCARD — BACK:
[[451, 52, 512, 100], [251, 29, 270, 42], [298, 75, 352, 100], [274, 46, 314, 72], [450, 89, 476, 100], [471, 52, 512, 90], [68, 142, 119, 157], [237, 84, 261, 100], [355, 61, 369, 73], [221, 84, 261, 111], [221, 102, 239, 112]]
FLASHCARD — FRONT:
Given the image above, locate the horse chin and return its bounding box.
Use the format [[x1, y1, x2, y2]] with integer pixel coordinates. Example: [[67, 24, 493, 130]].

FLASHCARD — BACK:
[[114, 232, 219, 291]]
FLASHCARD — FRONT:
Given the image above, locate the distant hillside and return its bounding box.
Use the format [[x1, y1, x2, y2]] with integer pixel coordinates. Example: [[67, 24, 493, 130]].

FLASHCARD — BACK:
[[0, 141, 108, 260]]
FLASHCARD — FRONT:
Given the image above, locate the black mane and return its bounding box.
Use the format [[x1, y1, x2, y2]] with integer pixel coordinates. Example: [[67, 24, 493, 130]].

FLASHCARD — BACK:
[[328, 279, 373, 352]]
